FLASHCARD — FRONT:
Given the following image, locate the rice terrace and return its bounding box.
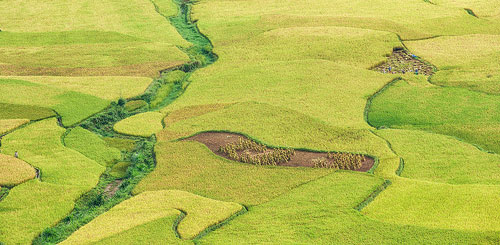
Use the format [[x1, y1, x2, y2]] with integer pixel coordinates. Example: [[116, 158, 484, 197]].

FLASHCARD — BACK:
[[1, 0, 500, 244]]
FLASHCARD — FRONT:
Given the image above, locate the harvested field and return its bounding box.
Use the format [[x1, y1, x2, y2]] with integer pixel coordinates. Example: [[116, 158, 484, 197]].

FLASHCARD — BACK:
[[372, 48, 434, 75], [185, 132, 374, 172]]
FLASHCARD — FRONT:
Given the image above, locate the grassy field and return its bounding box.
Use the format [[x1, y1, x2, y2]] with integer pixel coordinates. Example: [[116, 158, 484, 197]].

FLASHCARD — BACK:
[[65, 127, 122, 167], [363, 178, 500, 231], [94, 216, 189, 245], [0, 180, 82, 244], [113, 112, 165, 137], [0, 0, 190, 77], [133, 140, 332, 205], [1, 119, 105, 187], [200, 172, 500, 244], [0, 119, 105, 243], [2, 0, 500, 243], [0, 79, 109, 126], [0, 103, 55, 121], [406, 34, 500, 94], [62, 190, 242, 243], [377, 129, 500, 185], [367, 77, 500, 154], [2, 76, 152, 100], [0, 119, 29, 135]]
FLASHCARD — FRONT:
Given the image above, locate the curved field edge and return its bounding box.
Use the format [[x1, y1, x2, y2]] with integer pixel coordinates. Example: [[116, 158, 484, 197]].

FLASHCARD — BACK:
[[31, 0, 220, 243], [362, 76, 500, 231], [61, 190, 243, 243], [197, 171, 500, 244]]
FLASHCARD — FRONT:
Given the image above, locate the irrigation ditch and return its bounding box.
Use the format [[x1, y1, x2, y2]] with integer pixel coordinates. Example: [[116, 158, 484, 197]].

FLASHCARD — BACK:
[[31, 0, 218, 243]]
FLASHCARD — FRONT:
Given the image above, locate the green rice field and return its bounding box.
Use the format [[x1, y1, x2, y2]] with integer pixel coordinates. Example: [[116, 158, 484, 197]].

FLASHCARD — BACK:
[[1, 0, 500, 244]]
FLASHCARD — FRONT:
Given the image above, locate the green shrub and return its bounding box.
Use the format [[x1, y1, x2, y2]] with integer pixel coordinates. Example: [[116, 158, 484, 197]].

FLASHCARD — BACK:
[[165, 70, 186, 84], [124, 100, 147, 112], [110, 162, 131, 179]]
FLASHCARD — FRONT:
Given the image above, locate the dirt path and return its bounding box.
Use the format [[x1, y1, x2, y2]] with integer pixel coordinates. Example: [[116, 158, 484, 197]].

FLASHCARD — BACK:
[[103, 180, 123, 198]]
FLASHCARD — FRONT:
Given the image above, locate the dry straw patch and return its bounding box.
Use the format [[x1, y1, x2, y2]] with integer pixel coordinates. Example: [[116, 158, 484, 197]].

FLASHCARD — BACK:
[[0, 153, 36, 187]]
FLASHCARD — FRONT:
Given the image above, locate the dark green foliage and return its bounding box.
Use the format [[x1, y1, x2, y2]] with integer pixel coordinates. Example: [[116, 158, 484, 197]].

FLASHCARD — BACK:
[[0, 187, 9, 202], [33, 137, 157, 244], [169, 0, 217, 66], [354, 180, 392, 211], [117, 98, 126, 107], [465, 8, 478, 18], [80, 103, 130, 137]]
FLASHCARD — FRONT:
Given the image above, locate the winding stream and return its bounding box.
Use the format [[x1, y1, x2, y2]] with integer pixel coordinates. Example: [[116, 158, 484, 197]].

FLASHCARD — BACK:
[[32, 0, 217, 243]]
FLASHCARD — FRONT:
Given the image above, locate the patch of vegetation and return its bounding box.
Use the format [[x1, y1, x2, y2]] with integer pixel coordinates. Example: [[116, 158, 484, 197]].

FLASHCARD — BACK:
[[371, 48, 434, 75], [0, 119, 29, 135], [367, 77, 500, 154], [52, 91, 110, 126], [0, 180, 82, 244], [1, 118, 105, 187], [199, 172, 498, 244], [363, 178, 500, 231], [312, 152, 365, 170], [94, 216, 189, 244], [9, 76, 152, 101], [378, 129, 500, 185], [134, 141, 332, 206], [109, 162, 131, 179], [33, 138, 157, 244], [0, 79, 110, 127], [124, 100, 147, 112], [0, 119, 106, 243], [65, 127, 122, 167], [103, 137, 137, 152], [62, 190, 242, 243], [218, 137, 296, 166], [0, 103, 55, 120], [80, 103, 131, 137], [113, 112, 165, 137]]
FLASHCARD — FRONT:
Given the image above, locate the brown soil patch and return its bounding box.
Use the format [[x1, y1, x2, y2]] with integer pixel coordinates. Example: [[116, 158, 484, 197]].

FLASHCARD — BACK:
[[0, 61, 185, 78], [185, 132, 374, 172], [372, 48, 434, 76], [103, 180, 123, 198]]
